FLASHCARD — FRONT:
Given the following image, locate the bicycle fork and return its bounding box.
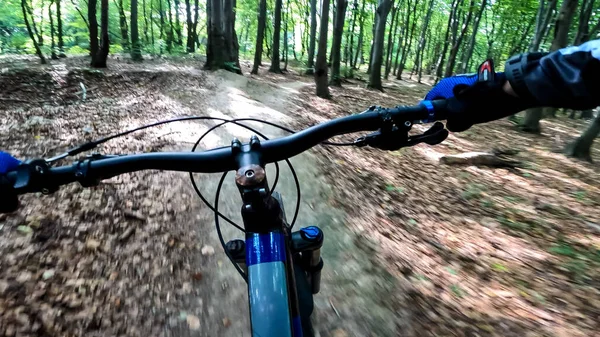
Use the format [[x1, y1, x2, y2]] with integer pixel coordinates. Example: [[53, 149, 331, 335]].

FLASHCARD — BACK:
[[225, 226, 324, 294]]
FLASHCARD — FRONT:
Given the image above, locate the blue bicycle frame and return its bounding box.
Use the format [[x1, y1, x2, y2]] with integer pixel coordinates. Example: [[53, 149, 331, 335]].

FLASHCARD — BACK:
[[246, 231, 301, 337]]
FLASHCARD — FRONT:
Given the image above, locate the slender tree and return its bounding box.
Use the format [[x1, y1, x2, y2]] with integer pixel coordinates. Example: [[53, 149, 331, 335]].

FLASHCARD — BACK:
[[330, 0, 348, 85], [368, 0, 393, 90], [458, 0, 485, 73], [251, 0, 268, 74], [306, 0, 318, 72], [131, 0, 144, 60], [434, 0, 458, 81], [413, 0, 435, 79], [143, 0, 150, 43], [353, 0, 366, 68], [174, 0, 183, 45], [383, 4, 398, 79], [49, 0, 58, 60], [397, 0, 418, 80], [270, 0, 283, 72], [565, 111, 600, 161], [315, 0, 331, 98], [345, 0, 358, 67], [166, 0, 175, 51], [193, 0, 199, 48], [223, 0, 242, 73], [56, 0, 65, 57], [89, 0, 99, 61], [185, 0, 194, 52], [575, 0, 595, 45], [115, 0, 130, 51], [92, 0, 110, 67], [444, 0, 475, 77]]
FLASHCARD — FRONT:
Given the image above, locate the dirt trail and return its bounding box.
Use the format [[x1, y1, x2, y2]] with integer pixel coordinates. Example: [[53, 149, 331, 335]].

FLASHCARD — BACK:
[[0, 62, 408, 337], [157, 69, 408, 337]]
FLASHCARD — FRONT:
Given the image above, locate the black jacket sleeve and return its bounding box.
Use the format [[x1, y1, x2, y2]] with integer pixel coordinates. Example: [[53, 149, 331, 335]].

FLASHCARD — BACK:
[[504, 39, 600, 110]]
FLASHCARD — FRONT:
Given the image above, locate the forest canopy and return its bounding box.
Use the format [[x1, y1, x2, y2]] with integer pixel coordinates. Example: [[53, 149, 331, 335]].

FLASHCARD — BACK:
[[2, 0, 598, 73]]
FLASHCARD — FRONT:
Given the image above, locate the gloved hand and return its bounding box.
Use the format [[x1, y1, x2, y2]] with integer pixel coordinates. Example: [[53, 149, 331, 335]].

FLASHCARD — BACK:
[[426, 60, 534, 132], [0, 151, 21, 213]]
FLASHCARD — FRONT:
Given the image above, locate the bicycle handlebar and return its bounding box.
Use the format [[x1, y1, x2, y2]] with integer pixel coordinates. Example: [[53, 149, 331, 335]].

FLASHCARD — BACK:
[[6, 100, 449, 195]]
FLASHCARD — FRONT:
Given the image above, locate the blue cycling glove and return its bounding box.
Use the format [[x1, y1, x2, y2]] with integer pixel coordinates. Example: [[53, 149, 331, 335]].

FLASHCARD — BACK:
[[425, 75, 478, 100], [0, 151, 20, 174], [424, 60, 531, 132]]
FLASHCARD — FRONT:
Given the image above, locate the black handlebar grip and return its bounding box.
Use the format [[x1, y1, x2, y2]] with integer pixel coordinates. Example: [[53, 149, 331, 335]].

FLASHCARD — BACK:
[[430, 100, 450, 121]]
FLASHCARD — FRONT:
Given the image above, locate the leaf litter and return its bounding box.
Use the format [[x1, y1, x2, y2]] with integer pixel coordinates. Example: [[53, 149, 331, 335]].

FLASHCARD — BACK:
[[0, 57, 599, 337]]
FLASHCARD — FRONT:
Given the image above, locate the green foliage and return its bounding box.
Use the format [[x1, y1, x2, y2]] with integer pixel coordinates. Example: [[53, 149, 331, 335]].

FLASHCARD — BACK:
[[490, 262, 508, 272], [462, 184, 485, 200], [449, 284, 465, 298], [67, 45, 87, 54]]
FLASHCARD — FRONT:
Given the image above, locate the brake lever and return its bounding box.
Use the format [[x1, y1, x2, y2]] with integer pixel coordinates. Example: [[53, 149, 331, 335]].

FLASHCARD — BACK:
[[405, 122, 449, 146], [354, 122, 448, 150]]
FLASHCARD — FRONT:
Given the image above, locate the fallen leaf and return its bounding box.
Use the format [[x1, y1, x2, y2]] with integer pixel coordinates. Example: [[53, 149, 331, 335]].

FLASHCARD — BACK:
[[186, 315, 200, 330], [17, 225, 33, 235], [42, 270, 55, 280], [201, 245, 215, 256], [85, 239, 101, 250]]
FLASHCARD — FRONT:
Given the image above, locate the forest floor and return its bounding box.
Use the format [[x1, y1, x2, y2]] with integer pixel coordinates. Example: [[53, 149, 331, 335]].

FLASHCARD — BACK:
[[0, 55, 599, 337]]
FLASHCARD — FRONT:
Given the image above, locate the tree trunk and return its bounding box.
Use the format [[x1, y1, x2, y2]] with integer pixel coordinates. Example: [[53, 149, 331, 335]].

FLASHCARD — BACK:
[[185, 0, 194, 52], [367, 6, 377, 74], [116, 0, 130, 51], [444, 0, 475, 77], [315, 0, 331, 98], [565, 111, 600, 161], [458, 0, 486, 73], [131, 0, 144, 60], [393, 1, 407, 76], [307, 0, 318, 71], [150, 0, 155, 50], [92, 0, 110, 67], [383, 4, 398, 79], [435, 0, 457, 80], [166, 0, 175, 52], [49, 0, 58, 60], [193, 0, 199, 48], [523, 0, 578, 133], [530, 0, 558, 51], [70, 0, 90, 29], [346, 0, 358, 67], [353, 0, 366, 68], [88, 0, 99, 62], [552, 0, 578, 50], [283, 0, 289, 70], [174, 0, 183, 45], [397, 0, 417, 80], [205, 0, 238, 72], [251, 0, 267, 74], [575, 0, 595, 45], [223, 0, 242, 73], [158, 0, 165, 53], [330, 0, 347, 85], [33, 0, 44, 47], [270, 0, 283, 72], [368, 0, 393, 90], [413, 0, 435, 79], [143, 0, 150, 43], [56, 0, 65, 57]]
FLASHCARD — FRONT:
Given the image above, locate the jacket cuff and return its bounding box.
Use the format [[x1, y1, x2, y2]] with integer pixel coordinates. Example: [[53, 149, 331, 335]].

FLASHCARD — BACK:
[[504, 52, 547, 102]]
